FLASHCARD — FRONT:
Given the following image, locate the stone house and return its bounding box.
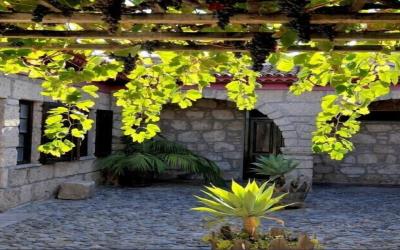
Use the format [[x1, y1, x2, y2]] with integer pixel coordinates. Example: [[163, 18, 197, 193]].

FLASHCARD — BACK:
[[1, 68, 400, 211], [0, 75, 114, 212]]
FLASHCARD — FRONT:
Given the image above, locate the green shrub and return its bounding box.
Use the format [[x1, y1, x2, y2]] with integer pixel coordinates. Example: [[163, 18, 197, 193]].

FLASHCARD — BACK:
[[203, 226, 322, 250], [96, 137, 223, 185]]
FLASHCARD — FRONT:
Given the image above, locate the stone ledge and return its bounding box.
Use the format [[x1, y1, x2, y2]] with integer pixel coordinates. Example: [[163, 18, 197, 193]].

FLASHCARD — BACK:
[[9, 155, 95, 170], [13, 163, 42, 170]]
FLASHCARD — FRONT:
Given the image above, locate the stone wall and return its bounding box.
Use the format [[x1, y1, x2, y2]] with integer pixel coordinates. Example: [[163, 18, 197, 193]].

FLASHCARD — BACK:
[[0, 75, 112, 212], [160, 99, 246, 179], [110, 88, 327, 181], [314, 121, 400, 185], [109, 85, 400, 185], [4, 73, 400, 211]]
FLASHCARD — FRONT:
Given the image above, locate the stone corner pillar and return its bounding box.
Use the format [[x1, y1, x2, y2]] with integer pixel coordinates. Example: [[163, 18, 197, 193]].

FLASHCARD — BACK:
[[0, 98, 20, 188]]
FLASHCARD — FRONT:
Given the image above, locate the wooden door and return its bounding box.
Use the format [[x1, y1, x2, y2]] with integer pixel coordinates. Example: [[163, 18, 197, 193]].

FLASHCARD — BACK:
[[243, 110, 284, 179]]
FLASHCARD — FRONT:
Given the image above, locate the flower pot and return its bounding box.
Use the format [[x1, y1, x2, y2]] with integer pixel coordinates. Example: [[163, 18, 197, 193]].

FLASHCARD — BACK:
[[208, 226, 320, 250], [275, 178, 311, 209], [279, 191, 309, 209]]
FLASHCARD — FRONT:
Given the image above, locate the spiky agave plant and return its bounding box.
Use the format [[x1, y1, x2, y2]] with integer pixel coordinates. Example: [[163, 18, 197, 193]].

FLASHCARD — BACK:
[[193, 180, 287, 237], [252, 155, 299, 182]]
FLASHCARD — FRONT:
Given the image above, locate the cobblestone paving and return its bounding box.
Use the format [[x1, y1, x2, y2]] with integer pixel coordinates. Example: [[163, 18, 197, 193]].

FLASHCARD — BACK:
[[0, 184, 399, 249]]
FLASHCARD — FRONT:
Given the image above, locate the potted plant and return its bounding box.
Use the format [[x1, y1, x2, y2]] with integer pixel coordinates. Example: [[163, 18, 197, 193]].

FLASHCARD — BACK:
[[193, 180, 320, 250], [252, 155, 311, 208], [96, 137, 224, 187]]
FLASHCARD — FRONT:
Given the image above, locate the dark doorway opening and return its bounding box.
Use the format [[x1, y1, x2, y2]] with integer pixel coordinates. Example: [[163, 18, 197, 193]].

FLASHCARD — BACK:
[[243, 110, 284, 179], [95, 110, 113, 157]]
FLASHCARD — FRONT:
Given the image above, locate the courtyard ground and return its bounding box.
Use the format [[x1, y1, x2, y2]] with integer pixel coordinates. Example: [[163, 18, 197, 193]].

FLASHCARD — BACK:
[[0, 184, 399, 249]]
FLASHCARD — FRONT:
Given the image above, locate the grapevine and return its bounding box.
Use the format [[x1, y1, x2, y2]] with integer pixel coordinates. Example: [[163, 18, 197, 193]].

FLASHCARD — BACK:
[[98, 0, 124, 34], [110, 54, 139, 74], [32, 4, 51, 23], [156, 0, 182, 10], [312, 25, 336, 41], [142, 41, 161, 53], [278, 0, 311, 42], [247, 33, 277, 72], [47, 0, 73, 17], [0, 25, 23, 34], [0, 0, 398, 162], [206, 0, 238, 29], [224, 41, 245, 58], [65, 53, 87, 72]]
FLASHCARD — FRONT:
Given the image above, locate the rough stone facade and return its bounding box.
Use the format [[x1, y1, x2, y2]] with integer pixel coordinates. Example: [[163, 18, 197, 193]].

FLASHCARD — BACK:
[[110, 88, 326, 182], [314, 121, 400, 185], [3, 74, 400, 211], [160, 99, 246, 179], [0, 75, 112, 212]]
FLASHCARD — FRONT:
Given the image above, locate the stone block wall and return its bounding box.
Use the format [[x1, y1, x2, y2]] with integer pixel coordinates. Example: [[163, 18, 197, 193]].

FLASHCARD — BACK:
[[314, 121, 400, 185], [160, 99, 246, 179], [0, 75, 112, 212], [109, 85, 400, 185], [1, 159, 100, 211]]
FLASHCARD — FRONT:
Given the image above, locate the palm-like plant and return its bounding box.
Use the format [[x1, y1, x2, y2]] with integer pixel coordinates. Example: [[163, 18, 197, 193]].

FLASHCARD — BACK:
[[97, 137, 223, 185], [252, 155, 299, 182], [96, 152, 167, 176], [193, 180, 286, 237]]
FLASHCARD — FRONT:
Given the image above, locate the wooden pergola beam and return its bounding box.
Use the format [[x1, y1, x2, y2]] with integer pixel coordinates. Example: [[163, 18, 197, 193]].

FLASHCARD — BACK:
[[0, 31, 255, 41], [0, 13, 400, 25], [0, 30, 399, 42], [288, 45, 400, 52], [0, 43, 398, 52]]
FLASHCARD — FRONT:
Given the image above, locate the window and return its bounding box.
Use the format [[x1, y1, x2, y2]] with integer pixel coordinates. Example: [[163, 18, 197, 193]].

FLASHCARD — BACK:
[[358, 111, 400, 121], [39, 102, 88, 164], [17, 101, 33, 165], [95, 110, 113, 157], [358, 100, 400, 121]]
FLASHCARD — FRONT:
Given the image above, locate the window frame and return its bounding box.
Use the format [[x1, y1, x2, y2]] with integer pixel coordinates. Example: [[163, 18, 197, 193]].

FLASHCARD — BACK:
[[17, 100, 33, 165]]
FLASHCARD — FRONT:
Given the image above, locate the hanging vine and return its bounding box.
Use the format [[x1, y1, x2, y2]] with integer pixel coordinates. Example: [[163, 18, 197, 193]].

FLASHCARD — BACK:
[[248, 33, 277, 72], [0, 0, 398, 161], [278, 0, 311, 42]]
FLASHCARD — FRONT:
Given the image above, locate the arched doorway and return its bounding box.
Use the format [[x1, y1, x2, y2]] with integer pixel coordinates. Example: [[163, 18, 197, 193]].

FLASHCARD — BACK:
[[243, 110, 284, 179], [160, 98, 289, 180]]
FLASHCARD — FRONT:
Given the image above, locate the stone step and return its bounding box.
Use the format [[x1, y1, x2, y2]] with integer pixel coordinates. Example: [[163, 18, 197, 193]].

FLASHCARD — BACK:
[[57, 181, 95, 200]]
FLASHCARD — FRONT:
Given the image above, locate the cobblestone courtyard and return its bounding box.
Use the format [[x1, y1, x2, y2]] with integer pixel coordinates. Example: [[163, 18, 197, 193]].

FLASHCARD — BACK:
[[0, 184, 399, 249]]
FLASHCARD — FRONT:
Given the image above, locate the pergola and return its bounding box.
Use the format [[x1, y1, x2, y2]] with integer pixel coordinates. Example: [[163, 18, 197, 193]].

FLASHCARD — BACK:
[[0, 0, 399, 52], [0, 0, 399, 160]]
